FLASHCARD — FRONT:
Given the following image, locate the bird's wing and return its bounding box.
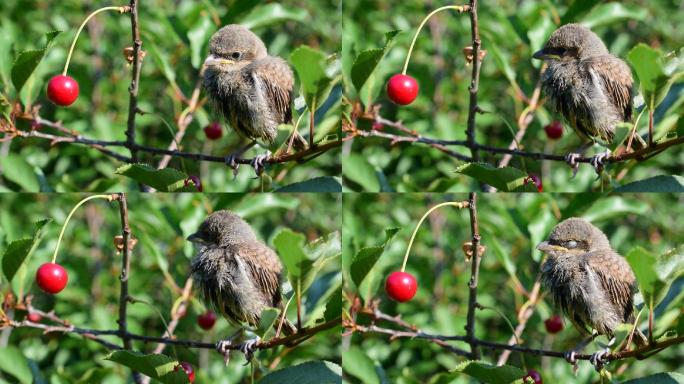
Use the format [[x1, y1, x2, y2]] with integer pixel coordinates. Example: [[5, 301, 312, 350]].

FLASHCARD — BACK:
[[584, 250, 635, 323], [587, 55, 633, 122], [250, 57, 293, 125], [237, 242, 284, 307]]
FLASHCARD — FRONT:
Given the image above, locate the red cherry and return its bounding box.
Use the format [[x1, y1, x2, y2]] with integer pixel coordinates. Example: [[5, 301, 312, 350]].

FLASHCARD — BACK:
[[46, 75, 79, 106], [524, 174, 543, 192], [203, 121, 223, 140], [384, 271, 417, 302], [544, 315, 563, 334], [523, 369, 543, 384], [184, 175, 202, 192], [176, 361, 195, 383], [544, 121, 563, 139], [372, 122, 384, 131], [27, 312, 42, 323], [386, 74, 419, 105], [35, 262, 68, 294], [197, 310, 217, 330]]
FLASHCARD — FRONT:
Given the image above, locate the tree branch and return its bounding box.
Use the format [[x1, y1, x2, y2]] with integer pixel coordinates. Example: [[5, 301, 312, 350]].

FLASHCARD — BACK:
[[125, 0, 143, 163]]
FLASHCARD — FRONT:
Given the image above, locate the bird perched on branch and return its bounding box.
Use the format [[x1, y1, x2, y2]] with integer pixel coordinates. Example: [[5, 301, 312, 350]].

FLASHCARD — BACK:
[[188, 210, 296, 360], [203, 24, 307, 175], [533, 24, 637, 174], [537, 217, 647, 370]]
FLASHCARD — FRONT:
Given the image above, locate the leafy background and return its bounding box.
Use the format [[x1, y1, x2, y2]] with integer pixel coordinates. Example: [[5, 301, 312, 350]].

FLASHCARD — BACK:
[[342, 193, 684, 383], [342, 0, 684, 192], [0, 193, 341, 383], [0, 0, 341, 192]]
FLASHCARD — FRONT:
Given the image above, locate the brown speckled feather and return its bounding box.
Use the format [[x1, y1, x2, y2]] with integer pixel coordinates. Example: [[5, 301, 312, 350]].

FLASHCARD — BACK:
[[587, 55, 633, 123], [251, 57, 293, 125], [237, 242, 284, 307], [585, 250, 636, 325]]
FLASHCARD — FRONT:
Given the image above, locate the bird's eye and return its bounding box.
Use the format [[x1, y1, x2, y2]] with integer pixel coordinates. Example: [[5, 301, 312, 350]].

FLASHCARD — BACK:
[[557, 48, 567, 56], [565, 240, 578, 248], [231, 52, 242, 60]]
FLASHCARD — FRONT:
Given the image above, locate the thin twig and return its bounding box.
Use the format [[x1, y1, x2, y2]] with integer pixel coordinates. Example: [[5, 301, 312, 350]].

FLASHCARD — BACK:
[[126, 0, 143, 163], [113, 193, 141, 383], [465, 192, 481, 359], [465, 0, 481, 163]]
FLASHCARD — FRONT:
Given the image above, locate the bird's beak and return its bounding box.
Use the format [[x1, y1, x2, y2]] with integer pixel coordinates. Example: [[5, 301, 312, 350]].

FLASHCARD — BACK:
[[203, 54, 234, 67], [187, 232, 201, 243], [536, 241, 559, 253], [532, 49, 547, 60], [533, 48, 560, 61]]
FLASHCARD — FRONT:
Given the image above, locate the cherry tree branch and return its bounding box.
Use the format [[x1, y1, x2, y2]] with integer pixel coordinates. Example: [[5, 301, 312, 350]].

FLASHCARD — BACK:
[[125, 0, 143, 163]]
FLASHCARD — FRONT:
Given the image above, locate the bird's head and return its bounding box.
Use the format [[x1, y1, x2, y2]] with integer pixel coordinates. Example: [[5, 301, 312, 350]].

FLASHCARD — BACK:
[[537, 217, 610, 258], [204, 24, 267, 72], [187, 210, 257, 247], [533, 23, 608, 63]]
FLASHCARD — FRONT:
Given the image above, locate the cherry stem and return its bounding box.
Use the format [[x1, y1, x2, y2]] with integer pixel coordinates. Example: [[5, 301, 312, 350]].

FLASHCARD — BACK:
[[63, 6, 130, 76], [402, 5, 469, 75], [401, 201, 469, 272], [51, 194, 114, 264]]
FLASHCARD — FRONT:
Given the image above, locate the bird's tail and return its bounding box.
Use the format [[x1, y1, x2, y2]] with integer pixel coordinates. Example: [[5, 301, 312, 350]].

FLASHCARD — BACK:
[[289, 131, 309, 151]]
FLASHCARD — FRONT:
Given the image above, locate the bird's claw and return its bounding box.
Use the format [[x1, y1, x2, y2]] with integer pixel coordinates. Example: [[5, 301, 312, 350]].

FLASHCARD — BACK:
[[216, 339, 232, 365], [564, 350, 577, 364], [239, 336, 261, 364], [565, 153, 580, 178], [590, 150, 611, 177], [250, 151, 271, 177], [590, 348, 610, 372], [224, 154, 240, 179]]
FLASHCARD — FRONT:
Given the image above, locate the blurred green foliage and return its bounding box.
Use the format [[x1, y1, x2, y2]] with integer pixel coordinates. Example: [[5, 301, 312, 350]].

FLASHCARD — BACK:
[[0, 192, 341, 383], [342, 1, 684, 192], [0, 0, 341, 192], [342, 193, 684, 383]]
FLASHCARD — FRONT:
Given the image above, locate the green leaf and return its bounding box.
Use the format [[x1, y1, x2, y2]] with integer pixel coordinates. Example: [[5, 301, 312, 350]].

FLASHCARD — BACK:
[[290, 46, 334, 112], [115, 164, 192, 192], [255, 307, 279, 338], [323, 289, 341, 322], [0, 346, 32, 384], [455, 163, 537, 192], [628, 44, 684, 110], [273, 228, 309, 278], [450, 360, 526, 384], [614, 175, 684, 192], [350, 30, 399, 93], [626, 247, 663, 309], [343, 154, 380, 192], [2, 218, 51, 282], [187, 16, 215, 69], [620, 372, 684, 384], [275, 176, 342, 192], [0, 154, 40, 192], [581, 3, 647, 29], [257, 361, 341, 384], [561, 0, 597, 24], [302, 232, 341, 292], [343, 347, 379, 384], [241, 3, 308, 30], [11, 30, 61, 93], [103, 351, 188, 384], [350, 227, 399, 288]]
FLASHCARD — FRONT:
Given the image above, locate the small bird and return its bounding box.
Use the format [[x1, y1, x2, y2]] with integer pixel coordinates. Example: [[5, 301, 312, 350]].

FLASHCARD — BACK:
[[203, 24, 307, 174], [533, 24, 635, 172], [188, 210, 296, 358], [537, 218, 647, 368]]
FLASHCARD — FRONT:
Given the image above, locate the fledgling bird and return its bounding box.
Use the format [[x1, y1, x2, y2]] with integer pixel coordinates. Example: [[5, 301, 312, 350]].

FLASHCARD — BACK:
[[533, 24, 635, 172], [537, 218, 647, 368], [203, 24, 307, 174], [188, 210, 296, 358]]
